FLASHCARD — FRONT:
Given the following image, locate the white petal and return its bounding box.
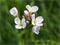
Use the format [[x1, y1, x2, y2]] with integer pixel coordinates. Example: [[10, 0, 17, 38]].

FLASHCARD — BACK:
[[22, 18, 26, 28], [32, 26, 40, 35], [36, 16, 44, 23], [14, 17, 20, 24], [26, 5, 31, 11], [30, 6, 39, 12], [15, 25, 22, 29], [31, 14, 35, 19], [10, 7, 18, 17], [31, 14, 35, 25], [22, 22, 26, 29], [22, 17, 25, 22], [24, 10, 29, 15], [36, 23, 43, 26], [32, 19, 35, 25]]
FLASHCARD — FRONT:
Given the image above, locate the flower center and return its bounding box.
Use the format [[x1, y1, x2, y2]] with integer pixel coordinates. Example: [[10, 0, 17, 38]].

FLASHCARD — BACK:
[[34, 19, 36, 24], [20, 22, 23, 26]]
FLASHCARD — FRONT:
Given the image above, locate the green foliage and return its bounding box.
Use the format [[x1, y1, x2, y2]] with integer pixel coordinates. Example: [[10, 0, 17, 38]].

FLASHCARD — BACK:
[[0, 0, 60, 45]]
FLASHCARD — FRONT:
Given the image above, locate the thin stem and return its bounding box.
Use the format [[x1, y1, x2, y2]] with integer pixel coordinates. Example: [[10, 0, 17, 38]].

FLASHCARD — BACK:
[[48, 0, 53, 14]]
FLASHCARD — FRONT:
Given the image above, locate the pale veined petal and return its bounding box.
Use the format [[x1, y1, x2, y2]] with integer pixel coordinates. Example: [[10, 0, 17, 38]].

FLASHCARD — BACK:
[[10, 7, 18, 17], [26, 5, 31, 11], [36, 16, 44, 23], [14, 17, 20, 24], [32, 26, 40, 35], [22, 18, 26, 28], [15, 25, 22, 29], [30, 6, 39, 12], [24, 10, 29, 15]]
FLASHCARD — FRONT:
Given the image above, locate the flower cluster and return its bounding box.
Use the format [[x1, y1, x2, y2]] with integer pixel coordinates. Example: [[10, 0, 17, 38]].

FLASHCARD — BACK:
[[10, 5, 44, 35]]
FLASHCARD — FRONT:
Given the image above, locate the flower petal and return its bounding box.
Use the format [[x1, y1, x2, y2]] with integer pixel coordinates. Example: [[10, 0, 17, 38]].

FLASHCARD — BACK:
[[26, 5, 38, 13], [32, 19, 35, 25], [24, 10, 29, 15], [10, 7, 18, 17], [22, 18, 26, 28], [30, 6, 39, 12], [15, 25, 22, 29], [22, 22, 26, 29], [31, 14, 36, 25], [36, 16, 44, 23], [22, 17, 25, 22], [31, 14, 35, 19], [36, 23, 43, 26], [32, 26, 40, 35], [26, 5, 31, 11], [14, 17, 20, 24]]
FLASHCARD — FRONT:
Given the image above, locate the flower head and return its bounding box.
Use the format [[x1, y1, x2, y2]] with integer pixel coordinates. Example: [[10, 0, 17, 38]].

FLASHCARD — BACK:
[[31, 14, 44, 35], [26, 5, 39, 13], [10, 7, 18, 17], [32, 14, 44, 26], [9, 5, 44, 35], [14, 17, 26, 29]]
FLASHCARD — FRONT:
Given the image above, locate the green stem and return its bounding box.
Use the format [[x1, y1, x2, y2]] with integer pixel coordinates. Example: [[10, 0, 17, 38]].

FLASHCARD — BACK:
[[17, 33, 23, 45], [48, 0, 53, 13]]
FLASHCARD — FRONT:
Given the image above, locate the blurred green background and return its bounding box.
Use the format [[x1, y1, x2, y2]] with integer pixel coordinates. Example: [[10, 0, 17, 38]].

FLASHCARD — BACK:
[[0, 0, 60, 45]]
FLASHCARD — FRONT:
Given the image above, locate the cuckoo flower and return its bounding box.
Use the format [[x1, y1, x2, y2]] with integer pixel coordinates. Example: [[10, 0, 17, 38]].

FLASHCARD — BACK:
[[32, 14, 44, 26], [14, 17, 26, 29], [24, 5, 39, 20], [26, 5, 39, 13], [10, 7, 18, 17], [31, 14, 44, 34]]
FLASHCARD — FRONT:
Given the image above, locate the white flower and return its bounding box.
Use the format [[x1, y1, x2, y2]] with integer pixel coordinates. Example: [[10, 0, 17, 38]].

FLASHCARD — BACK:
[[26, 5, 39, 13], [10, 7, 18, 17], [32, 26, 40, 35], [32, 14, 44, 26], [31, 14, 44, 35], [14, 17, 26, 29]]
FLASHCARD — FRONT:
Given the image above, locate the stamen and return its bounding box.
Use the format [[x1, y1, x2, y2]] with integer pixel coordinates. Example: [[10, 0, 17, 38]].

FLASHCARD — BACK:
[[34, 19, 36, 24], [20, 22, 23, 26]]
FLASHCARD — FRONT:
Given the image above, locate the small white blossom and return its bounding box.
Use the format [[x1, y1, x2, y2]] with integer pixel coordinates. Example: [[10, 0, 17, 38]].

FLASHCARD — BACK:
[[14, 17, 26, 29], [26, 5, 39, 13], [32, 14, 44, 26], [10, 7, 18, 17], [32, 26, 40, 35], [31, 14, 44, 35]]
